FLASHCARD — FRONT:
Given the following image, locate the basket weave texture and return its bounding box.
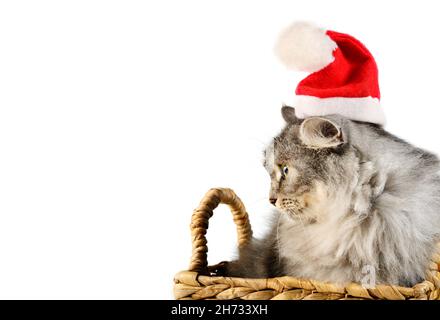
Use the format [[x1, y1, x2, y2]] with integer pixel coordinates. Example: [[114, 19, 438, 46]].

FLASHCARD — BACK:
[[174, 188, 440, 300]]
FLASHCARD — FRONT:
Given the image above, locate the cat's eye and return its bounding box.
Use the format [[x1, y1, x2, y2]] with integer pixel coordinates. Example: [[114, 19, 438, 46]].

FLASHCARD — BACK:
[[281, 165, 288, 176]]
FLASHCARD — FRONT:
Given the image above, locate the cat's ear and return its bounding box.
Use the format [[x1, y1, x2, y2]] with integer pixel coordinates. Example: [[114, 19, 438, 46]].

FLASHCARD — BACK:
[[299, 117, 344, 148], [281, 105, 298, 123]]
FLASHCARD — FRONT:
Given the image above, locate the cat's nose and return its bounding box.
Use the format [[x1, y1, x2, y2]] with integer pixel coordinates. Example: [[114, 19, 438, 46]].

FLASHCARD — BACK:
[[269, 198, 277, 206]]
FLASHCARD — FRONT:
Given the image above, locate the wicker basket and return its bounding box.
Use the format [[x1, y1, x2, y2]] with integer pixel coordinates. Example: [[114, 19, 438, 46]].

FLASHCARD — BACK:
[[174, 188, 440, 300]]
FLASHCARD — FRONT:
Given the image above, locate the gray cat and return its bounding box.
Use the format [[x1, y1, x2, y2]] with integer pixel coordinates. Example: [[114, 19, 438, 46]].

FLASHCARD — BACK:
[[225, 106, 440, 287]]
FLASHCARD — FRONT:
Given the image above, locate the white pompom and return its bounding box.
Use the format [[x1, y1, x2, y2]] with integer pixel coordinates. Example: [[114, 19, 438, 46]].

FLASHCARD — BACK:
[[274, 21, 337, 73]]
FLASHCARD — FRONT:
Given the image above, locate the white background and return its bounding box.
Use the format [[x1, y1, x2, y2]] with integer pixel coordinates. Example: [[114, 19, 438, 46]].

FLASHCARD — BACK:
[[1, 0, 439, 299]]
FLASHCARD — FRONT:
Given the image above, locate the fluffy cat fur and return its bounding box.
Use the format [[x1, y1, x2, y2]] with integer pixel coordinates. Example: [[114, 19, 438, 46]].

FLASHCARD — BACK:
[[225, 106, 440, 286]]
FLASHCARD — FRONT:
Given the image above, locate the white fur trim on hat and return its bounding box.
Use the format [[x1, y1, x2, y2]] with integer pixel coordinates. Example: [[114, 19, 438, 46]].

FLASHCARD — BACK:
[[292, 95, 386, 126], [274, 21, 337, 73]]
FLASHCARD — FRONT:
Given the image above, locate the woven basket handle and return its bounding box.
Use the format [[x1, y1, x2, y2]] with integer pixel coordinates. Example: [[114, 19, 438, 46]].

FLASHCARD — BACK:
[[189, 188, 253, 274]]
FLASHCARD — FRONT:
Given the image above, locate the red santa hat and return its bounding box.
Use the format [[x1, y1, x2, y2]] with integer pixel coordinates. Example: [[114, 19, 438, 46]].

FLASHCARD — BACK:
[[275, 22, 385, 126]]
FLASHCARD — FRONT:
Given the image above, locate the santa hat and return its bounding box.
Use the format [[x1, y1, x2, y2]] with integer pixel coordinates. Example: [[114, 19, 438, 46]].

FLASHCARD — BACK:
[[275, 22, 385, 126]]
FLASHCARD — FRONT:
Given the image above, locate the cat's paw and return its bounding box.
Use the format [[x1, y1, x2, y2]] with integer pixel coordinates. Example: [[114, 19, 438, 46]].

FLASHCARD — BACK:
[[207, 261, 228, 276]]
